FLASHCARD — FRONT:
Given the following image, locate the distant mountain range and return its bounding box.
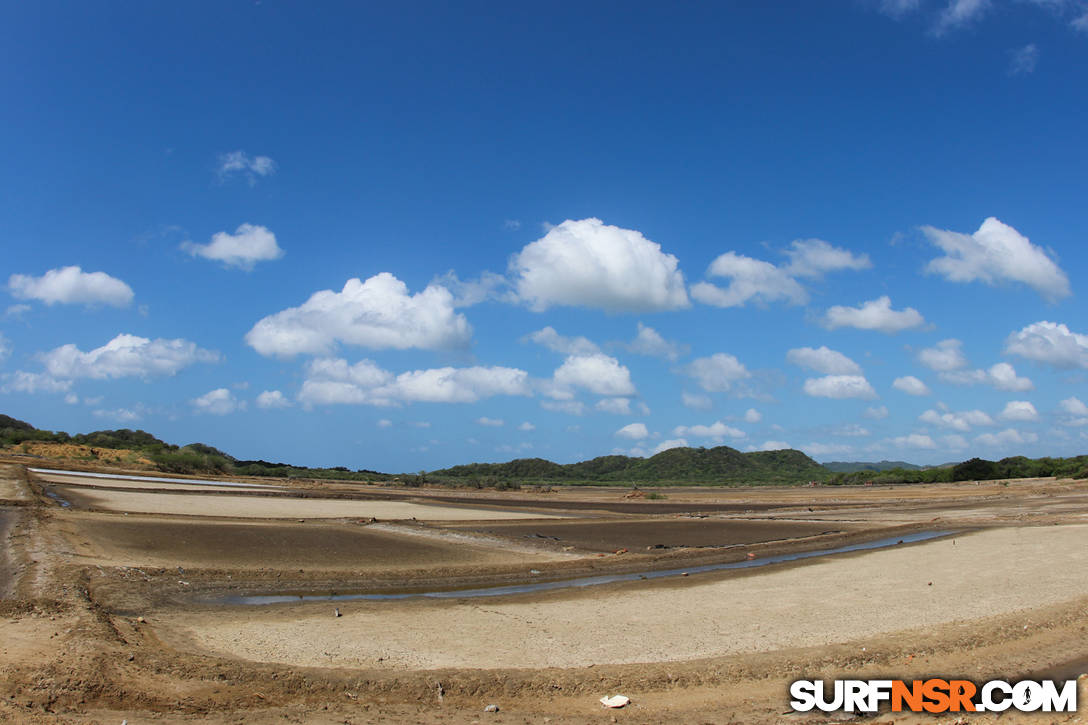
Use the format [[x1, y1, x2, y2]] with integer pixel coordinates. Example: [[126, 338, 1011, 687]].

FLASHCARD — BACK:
[[821, 460, 925, 473]]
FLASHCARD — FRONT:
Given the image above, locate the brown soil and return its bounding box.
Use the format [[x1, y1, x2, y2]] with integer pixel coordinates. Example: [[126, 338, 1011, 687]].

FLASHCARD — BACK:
[[1, 463, 1087, 724], [9, 442, 154, 466]]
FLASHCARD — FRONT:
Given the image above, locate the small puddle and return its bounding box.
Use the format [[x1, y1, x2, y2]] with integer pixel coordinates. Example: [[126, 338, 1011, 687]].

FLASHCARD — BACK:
[[211, 530, 954, 606], [44, 489, 71, 508]]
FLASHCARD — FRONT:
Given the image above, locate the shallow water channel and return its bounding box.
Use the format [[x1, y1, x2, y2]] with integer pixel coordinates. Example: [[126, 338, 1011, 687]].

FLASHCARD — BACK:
[[209, 530, 954, 606]]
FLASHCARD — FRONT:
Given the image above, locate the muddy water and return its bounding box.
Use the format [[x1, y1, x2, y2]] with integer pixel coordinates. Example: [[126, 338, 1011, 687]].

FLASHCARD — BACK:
[[211, 530, 953, 605]]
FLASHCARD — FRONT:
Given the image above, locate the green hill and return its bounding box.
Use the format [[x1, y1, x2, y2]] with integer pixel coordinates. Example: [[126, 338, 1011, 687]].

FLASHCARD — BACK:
[[430, 445, 828, 484], [823, 460, 924, 473]]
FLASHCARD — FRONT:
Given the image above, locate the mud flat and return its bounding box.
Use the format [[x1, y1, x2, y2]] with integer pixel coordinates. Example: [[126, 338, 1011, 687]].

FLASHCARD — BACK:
[[60, 513, 568, 571], [165, 524, 1088, 670], [32, 472, 282, 493], [444, 516, 855, 551], [47, 485, 569, 520]]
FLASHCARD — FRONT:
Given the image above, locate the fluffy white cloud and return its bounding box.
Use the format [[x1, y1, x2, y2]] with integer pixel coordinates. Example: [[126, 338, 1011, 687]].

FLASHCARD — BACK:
[[518, 421, 535, 431], [217, 150, 276, 183], [887, 433, 937, 449], [182, 224, 284, 270], [298, 357, 531, 407], [40, 333, 219, 380], [0, 371, 72, 394], [823, 296, 925, 333], [837, 424, 871, 437], [552, 354, 636, 397], [783, 239, 872, 278], [1005, 321, 1088, 369], [692, 240, 869, 309], [256, 390, 292, 409], [9, 266, 134, 308], [672, 421, 746, 440], [510, 218, 689, 312], [940, 362, 1033, 391], [918, 339, 968, 371], [682, 353, 751, 392], [744, 408, 762, 423], [787, 346, 861, 375], [476, 417, 504, 427], [682, 392, 713, 410], [893, 375, 931, 396], [524, 326, 600, 355], [246, 273, 472, 358], [192, 388, 243, 415], [653, 438, 688, 454], [691, 252, 807, 308], [595, 397, 632, 415], [1059, 397, 1088, 416], [624, 322, 687, 361], [974, 428, 1038, 447], [803, 375, 878, 399], [922, 217, 1069, 301], [1000, 400, 1038, 421], [864, 405, 890, 420], [919, 408, 994, 431], [615, 422, 649, 440]]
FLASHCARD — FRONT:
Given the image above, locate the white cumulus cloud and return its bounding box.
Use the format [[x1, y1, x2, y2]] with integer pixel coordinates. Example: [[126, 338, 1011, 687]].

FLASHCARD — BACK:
[[182, 223, 284, 270], [803, 375, 878, 399], [246, 273, 472, 358], [524, 326, 600, 355], [787, 346, 861, 375], [744, 408, 762, 423], [864, 405, 890, 420], [1059, 397, 1088, 416], [0, 371, 73, 394], [615, 422, 649, 440], [672, 421, 746, 440], [476, 417, 504, 427], [918, 339, 969, 371], [653, 438, 689, 454], [298, 357, 531, 407], [552, 354, 636, 397], [823, 296, 925, 333], [940, 362, 1033, 392], [893, 376, 931, 396], [192, 388, 243, 415], [922, 217, 1069, 301], [40, 333, 219, 380], [974, 428, 1038, 447], [682, 392, 713, 410], [623, 322, 687, 361], [690, 252, 807, 308], [518, 421, 535, 431], [9, 266, 134, 308], [1005, 321, 1088, 369], [887, 433, 937, 449], [1000, 400, 1038, 421], [783, 239, 872, 278], [510, 218, 689, 312], [682, 353, 751, 392], [256, 390, 292, 409], [920, 408, 994, 431]]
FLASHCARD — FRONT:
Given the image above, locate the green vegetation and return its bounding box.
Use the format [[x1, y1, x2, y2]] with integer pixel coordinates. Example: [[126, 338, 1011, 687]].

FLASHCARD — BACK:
[[822, 460, 928, 473], [3, 413, 1086, 488], [430, 446, 828, 485]]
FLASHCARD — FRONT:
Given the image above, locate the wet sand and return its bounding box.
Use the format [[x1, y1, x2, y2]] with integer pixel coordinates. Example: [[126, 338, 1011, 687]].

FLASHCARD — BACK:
[[445, 517, 853, 551]]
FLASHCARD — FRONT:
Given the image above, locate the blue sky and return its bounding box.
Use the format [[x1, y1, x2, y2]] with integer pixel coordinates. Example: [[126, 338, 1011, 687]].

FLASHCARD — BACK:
[[3, 1, 1088, 471]]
